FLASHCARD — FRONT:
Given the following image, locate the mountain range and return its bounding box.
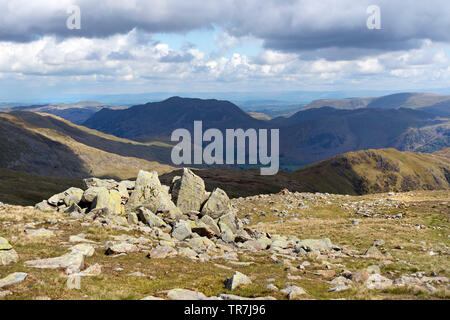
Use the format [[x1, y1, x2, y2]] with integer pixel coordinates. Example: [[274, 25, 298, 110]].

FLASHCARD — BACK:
[[0, 93, 448, 205], [303, 92, 450, 117], [83, 96, 450, 167], [4, 101, 127, 124]]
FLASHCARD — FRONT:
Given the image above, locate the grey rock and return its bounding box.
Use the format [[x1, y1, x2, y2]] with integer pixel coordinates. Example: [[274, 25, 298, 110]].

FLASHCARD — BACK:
[[201, 188, 232, 219], [172, 221, 192, 241], [0, 272, 27, 289], [171, 168, 206, 213], [167, 288, 207, 300], [225, 271, 252, 290]]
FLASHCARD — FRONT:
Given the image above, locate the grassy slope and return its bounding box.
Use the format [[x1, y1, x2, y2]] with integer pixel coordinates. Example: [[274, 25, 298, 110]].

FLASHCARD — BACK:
[[0, 190, 448, 300], [0, 168, 83, 206], [161, 148, 450, 198], [291, 148, 450, 195], [0, 113, 175, 181]]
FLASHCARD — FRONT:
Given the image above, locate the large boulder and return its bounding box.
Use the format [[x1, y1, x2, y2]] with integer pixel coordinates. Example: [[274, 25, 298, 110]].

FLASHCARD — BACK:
[[200, 188, 232, 219], [170, 168, 206, 213], [92, 189, 124, 215], [126, 170, 181, 216]]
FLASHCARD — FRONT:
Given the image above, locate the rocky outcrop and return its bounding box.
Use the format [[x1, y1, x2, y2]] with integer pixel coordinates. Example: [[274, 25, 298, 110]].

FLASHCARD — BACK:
[[170, 168, 206, 213], [35, 168, 249, 248]]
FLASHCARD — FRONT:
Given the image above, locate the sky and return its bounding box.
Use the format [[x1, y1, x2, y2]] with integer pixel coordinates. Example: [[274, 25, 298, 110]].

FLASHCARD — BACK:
[[1, 0, 450, 103]]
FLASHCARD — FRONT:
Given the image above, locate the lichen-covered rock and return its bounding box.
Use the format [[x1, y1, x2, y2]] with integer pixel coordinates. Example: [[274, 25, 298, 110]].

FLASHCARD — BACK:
[[187, 237, 215, 252], [0, 272, 27, 289], [0, 237, 19, 266], [70, 244, 95, 257], [48, 187, 84, 206], [126, 170, 181, 216], [105, 243, 138, 255], [280, 285, 307, 299], [365, 274, 393, 290], [170, 168, 206, 213], [201, 188, 232, 219], [219, 212, 242, 234], [167, 288, 207, 300], [25, 228, 55, 239], [25, 252, 85, 275], [0, 237, 12, 250], [92, 189, 124, 215], [34, 200, 55, 212], [295, 238, 334, 252], [225, 271, 252, 290], [0, 249, 19, 266], [82, 187, 107, 203], [136, 207, 168, 229]]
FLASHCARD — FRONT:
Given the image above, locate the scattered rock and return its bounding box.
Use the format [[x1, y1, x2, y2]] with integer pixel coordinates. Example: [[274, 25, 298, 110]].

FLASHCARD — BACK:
[[0, 272, 27, 289], [167, 288, 207, 300], [105, 243, 138, 255], [147, 245, 177, 259], [225, 271, 252, 290], [280, 285, 307, 299]]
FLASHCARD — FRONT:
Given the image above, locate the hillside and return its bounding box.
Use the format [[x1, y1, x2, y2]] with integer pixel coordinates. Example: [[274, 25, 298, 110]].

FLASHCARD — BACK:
[[160, 148, 450, 197], [0, 112, 174, 180], [275, 108, 449, 165], [290, 148, 450, 195]]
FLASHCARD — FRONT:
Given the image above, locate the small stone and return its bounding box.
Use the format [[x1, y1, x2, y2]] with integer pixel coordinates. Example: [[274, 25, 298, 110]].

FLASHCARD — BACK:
[[266, 284, 278, 291], [0, 272, 27, 289], [147, 245, 177, 259], [225, 271, 252, 290], [280, 285, 307, 299], [105, 243, 138, 255], [167, 288, 207, 300]]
